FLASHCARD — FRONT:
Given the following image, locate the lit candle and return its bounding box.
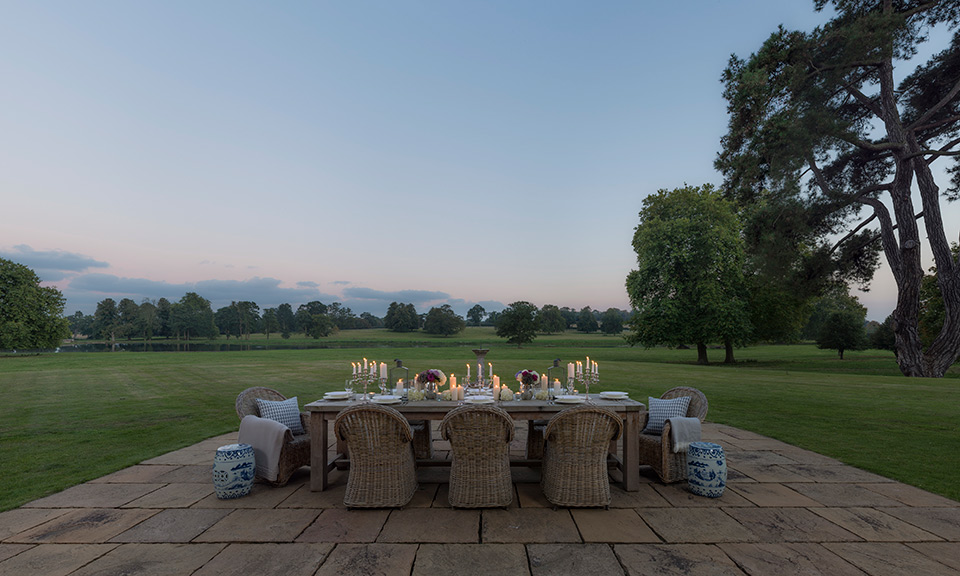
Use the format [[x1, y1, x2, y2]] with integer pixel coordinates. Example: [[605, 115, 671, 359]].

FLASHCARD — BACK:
[[567, 363, 575, 379], [488, 363, 493, 378], [493, 375, 500, 388], [380, 362, 387, 379], [494, 382, 500, 398], [363, 358, 368, 371], [553, 379, 561, 393], [586, 356, 590, 372], [458, 385, 465, 401], [540, 374, 548, 391], [352, 362, 357, 375], [466, 363, 470, 379], [450, 374, 457, 389], [395, 380, 403, 395], [593, 361, 598, 374]]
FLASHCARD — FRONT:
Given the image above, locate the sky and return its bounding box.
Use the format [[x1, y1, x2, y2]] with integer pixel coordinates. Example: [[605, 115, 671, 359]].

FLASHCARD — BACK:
[[1, 1, 957, 321]]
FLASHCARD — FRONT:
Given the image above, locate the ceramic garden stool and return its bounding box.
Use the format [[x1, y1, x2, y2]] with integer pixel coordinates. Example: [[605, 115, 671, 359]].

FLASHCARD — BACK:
[[686, 441, 727, 498], [212, 443, 255, 499]]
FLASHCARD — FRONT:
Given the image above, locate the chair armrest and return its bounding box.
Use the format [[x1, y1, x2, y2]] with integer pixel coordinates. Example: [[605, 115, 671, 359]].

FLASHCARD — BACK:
[[298, 412, 310, 435], [638, 411, 650, 431]]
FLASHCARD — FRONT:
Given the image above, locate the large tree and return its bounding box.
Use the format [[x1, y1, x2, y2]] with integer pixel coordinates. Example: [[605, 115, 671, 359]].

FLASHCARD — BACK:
[[423, 304, 466, 336], [625, 184, 752, 364], [537, 304, 567, 334], [0, 258, 70, 349], [466, 304, 486, 327], [495, 301, 539, 348], [169, 292, 217, 340], [717, 0, 960, 376], [384, 302, 419, 332]]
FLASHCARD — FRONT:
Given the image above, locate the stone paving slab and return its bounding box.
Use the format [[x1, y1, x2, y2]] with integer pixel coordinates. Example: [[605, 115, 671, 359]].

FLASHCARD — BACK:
[[822, 542, 957, 576], [613, 543, 747, 576], [0, 543, 120, 576], [639, 508, 759, 543], [0, 543, 33, 563], [122, 482, 214, 508], [527, 543, 625, 576], [723, 507, 861, 543], [193, 509, 320, 543], [874, 506, 960, 540], [719, 542, 868, 575], [727, 482, 821, 507], [313, 543, 417, 576], [296, 508, 389, 543], [67, 543, 225, 576], [22, 483, 165, 509], [784, 482, 904, 507], [862, 482, 960, 507], [810, 507, 942, 542], [89, 464, 179, 484], [109, 509, 232, 543], [378, 508, 480, 543], [412, 543, 529, 576], [10, 509, 159, 544], [0, 509, 70, 540], [571, 508, 659, 543], [652, 482, 755, 508], [482, 508, 580, 543], [192, 542, 334, 576], [906, 542, 960, 571]]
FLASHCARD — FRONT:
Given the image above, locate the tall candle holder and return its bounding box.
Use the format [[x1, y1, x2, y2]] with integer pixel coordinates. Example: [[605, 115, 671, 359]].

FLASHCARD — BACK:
[[574, 370, 599, 403], [471, 348, 489, 390], [352, 371, 379, 402]]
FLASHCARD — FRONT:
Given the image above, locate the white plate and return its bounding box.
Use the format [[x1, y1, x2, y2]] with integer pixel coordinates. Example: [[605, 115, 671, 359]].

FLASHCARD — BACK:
[[555, 395, 585, 404], [372, 395, 402, 405], [466, 396, 494, 404], [599, 391, 628, 400], [324, 391, 352, 400]]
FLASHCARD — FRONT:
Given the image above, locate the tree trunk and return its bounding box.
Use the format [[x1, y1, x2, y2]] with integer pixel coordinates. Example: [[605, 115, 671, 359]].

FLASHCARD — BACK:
[[696, 343, 709, 365], [724, 339, 735, 364]]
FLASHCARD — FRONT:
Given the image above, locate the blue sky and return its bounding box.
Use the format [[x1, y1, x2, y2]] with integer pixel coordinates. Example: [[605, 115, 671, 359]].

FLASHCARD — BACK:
[[2, 1, 953, 320]]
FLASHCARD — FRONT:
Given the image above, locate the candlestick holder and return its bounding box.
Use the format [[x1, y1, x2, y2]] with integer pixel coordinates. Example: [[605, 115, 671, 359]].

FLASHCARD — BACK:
[[574, 371, 599, 403], [471, 348, 489, 391]]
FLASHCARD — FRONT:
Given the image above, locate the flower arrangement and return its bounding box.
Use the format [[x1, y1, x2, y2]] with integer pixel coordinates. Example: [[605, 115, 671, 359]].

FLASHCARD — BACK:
[[499, 387, 515, 401], [515, 370, 539, 386], [416, 369, 447, 387]]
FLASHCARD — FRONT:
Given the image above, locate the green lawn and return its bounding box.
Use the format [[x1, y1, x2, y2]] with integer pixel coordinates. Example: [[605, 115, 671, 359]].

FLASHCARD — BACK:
[[2, 330, 958, 510]]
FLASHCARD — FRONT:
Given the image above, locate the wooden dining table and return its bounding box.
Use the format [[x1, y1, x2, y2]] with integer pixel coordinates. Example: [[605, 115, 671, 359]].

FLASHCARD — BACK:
[[305, 396, 646, 492]]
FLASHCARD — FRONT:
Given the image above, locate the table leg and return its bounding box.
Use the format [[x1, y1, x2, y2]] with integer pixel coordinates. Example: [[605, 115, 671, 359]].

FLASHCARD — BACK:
[[309, 411, 329, 491], [622, 411, 640, 492]]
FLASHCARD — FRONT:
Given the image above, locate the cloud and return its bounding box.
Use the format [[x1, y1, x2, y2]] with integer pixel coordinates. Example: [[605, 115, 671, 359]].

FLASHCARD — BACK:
[[62, 274, 338, 314], [297, 281, 321, 288], [0, 245, 108, 282], [342, 287, 449, 306], [331, 280, 351, 285]]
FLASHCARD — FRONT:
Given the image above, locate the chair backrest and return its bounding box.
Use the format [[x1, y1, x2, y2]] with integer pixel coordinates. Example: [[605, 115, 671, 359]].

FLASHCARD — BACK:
[[334, 404, 414, 454], [235, 387, 288, 420], [661, 386, 708, 422], [440, 404, 514, 451], [544, 405, 623, 447]]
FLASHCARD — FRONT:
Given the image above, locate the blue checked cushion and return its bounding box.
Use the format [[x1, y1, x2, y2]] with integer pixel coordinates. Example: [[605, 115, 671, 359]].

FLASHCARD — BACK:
[[255, 397, 305, 435], [643, 396, 692, 435]]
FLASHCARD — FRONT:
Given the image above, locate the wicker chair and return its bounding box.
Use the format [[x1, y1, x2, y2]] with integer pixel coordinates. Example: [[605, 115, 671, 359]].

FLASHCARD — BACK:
[[235, 387, 311, 486], [638, 386, 709, 483], [334, 403, 418, 508], [439, 404, 515, 508], [541, 405, 622, 508]]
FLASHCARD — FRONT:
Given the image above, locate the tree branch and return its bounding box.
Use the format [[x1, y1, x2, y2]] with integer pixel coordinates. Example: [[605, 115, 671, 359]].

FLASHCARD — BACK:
[[908, 78, 960, 131], [830, 213, 877, 254]]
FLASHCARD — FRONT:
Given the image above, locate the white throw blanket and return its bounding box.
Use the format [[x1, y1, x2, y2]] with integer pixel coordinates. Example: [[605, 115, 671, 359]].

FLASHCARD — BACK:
[[238, 415, 290, 482], [667, 416, 702, 453]]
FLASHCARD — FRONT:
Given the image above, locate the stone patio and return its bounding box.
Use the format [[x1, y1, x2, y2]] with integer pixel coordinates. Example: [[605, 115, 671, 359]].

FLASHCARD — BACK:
[[2, 422, 958, 575]]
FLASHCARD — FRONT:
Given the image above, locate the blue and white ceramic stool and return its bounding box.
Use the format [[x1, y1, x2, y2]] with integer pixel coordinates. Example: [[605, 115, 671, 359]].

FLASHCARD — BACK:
[[212, 443, 255, 499], [686, 441, 727, 498]]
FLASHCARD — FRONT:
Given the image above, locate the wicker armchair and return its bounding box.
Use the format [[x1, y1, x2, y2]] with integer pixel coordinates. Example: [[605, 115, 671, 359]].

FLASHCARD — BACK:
[[440, 404, 515, 508], [638, 386, 709, 483], [541, 405, 622, 508], [334, 404, 418, 508], [235, 387, 311, 486]]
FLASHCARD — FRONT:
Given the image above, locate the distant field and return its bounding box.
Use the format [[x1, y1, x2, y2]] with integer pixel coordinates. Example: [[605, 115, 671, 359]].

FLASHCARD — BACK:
[[1, 330, 957, 510]]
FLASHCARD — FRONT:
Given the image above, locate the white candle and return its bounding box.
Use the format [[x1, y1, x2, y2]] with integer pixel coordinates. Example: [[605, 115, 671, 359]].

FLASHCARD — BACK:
[[466, 363, 470, 379], [450, 374, 457, 388], [352, 362, 357, 375], [363, 358, 368, 371], [553, 379, 561, 393], [494, 375, 500, 388], [586, 356, 590, 372], [380, 362, 387, 379], [459, 385, 465, 401], [494, 382, 500, 397], [394, 381, 403, 395], [540, 374, 548, 391], [567, 363, 575, 379], [488, 363, 493, 378], [593, 361, 598, 374]]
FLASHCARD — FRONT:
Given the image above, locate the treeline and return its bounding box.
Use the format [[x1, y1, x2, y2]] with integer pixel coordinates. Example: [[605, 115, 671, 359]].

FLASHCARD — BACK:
[[67, 294, 631, 341]]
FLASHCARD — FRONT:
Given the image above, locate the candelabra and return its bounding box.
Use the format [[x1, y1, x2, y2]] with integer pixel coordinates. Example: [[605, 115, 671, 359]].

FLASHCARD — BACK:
[[573, 370, 599, 403], [351, 371, 381, 402]]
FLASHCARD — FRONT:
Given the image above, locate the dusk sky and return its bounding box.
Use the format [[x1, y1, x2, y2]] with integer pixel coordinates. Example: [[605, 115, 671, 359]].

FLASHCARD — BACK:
[[3, 1, 956, 321]]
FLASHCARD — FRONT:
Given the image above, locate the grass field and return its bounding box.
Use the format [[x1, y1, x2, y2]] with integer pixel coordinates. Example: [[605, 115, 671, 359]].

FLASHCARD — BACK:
[[2, 328, 958, 510]]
